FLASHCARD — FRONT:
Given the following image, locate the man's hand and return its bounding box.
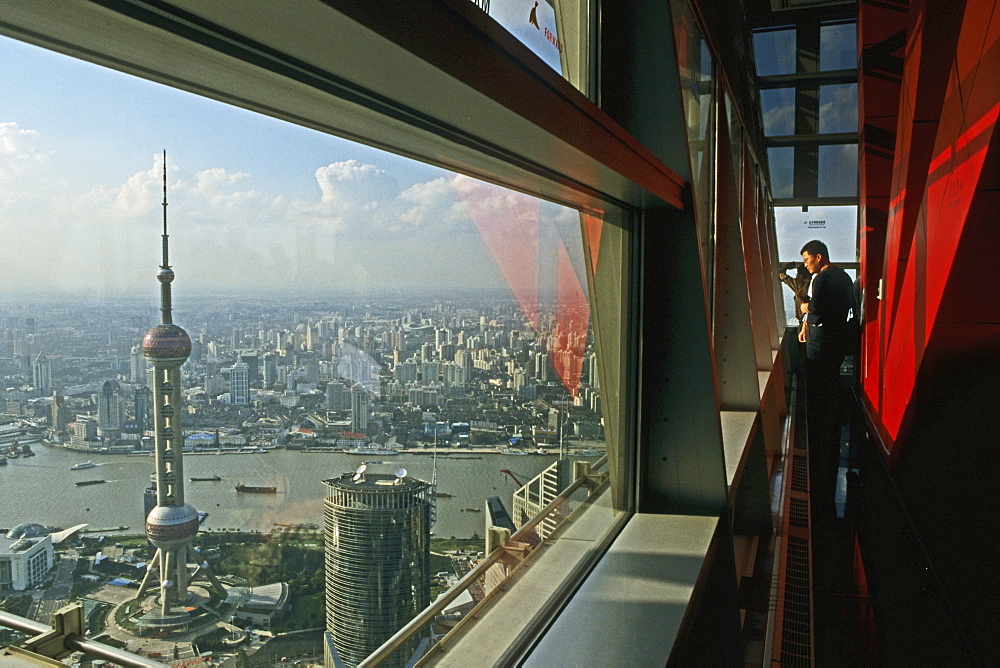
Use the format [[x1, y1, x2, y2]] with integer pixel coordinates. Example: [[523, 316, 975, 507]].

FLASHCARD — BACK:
[[798, 323, 807, 343]]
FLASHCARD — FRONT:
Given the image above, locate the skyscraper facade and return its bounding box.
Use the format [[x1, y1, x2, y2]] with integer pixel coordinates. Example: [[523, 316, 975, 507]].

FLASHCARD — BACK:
[[230, 361, 250, 405], [32, 352, 52, 394], [133, 152, 224, 629], [350, 382, 369, 434], [323, 471, 432, 667], [97, 379, 124, 436]]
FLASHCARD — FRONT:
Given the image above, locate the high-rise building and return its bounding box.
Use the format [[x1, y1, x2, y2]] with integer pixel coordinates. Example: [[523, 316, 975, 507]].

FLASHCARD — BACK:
[[230, 361, 250, 405], [133, 152, 224, 630], [32, 351, 52, 394], [239, 351, 260, 388], [133, 385, 152, 432], [350, 382, 369, 434], [97, 379, 124, 436], [262, 352, 278, 389], [129, 343, 146, 383], [322, 471, 432, 667], [49, 391, 71, 435], [326, 380, 350, 411]]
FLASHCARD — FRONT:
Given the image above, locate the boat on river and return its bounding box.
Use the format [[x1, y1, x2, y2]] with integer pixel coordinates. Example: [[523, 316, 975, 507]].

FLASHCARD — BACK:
[[190, 475, 222, 481], [75, 479, 106, 487], [236, 482, 278, 494], [70, 461, 97, 470]]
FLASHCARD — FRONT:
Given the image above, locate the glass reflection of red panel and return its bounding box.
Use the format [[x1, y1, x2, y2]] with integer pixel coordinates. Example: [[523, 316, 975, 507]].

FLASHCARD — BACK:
[[555, 239, 590, 397], [583, 213, 603, 274], [455, 176, 540, 328], [456, 178, 593, 399]]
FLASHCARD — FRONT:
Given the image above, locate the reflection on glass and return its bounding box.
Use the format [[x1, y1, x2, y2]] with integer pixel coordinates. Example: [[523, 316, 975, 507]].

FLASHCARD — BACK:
[[819, 84, 858, 134], [0, 33, 618, 666], [767, 147, 795, 199], [472, 0, 592, 94], [818, 143, 859, 197], [761, 87, 796, 136], [670, 0, 716, 271], [753, 28, 796, 76], [820, 22, 857, 71]]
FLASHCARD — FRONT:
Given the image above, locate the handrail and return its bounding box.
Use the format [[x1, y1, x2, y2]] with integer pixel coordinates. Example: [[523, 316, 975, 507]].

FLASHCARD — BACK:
[[359, 455, 608, 667], [0, 609, 168, 668]]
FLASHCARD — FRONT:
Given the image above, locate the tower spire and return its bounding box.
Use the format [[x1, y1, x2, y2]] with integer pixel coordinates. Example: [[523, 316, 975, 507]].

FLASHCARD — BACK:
[[158, 150, 174, 325]]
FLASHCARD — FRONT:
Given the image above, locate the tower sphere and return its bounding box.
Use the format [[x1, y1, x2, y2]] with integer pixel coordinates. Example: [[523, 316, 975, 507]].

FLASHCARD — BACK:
[[145, 503, 199, 548], [157, 268, 175, 283], [143, 324, 191, 367]]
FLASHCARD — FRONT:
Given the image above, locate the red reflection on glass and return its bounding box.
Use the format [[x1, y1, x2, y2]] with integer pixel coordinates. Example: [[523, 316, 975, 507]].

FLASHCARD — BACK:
[[583, 212, 603, 274], [456, 178, 593, 398], [455, 177, 540, 328], [554, 239, 590, 397]]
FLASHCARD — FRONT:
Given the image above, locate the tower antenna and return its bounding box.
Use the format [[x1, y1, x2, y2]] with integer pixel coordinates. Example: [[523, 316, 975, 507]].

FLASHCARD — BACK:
[[158, 150, 174, 325]]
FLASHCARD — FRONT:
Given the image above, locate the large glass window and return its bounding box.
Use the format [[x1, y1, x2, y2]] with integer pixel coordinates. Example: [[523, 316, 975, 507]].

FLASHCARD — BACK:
[[819, 83, 858, 134], [818, 143, 859, 197], [767, 146, 795, 199], [753, 27, 797, 76], [671, 0, 716, 273], [0, 32, 624, 662], [761, 87, 797, 136], [820, 22, 857, 71]]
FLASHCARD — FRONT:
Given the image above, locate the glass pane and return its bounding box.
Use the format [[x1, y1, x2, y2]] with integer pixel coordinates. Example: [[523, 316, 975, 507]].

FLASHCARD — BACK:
[[767, 146, 795, 199], [818, 143, 859, 197], [820, 22, 857, 71], [774, 204, 858, 265], [474, 0, 593, 94], [761, 87, 796, 136], [670, 0, 716, 269], [819, 83, 858, 134], [753, 28, 796, 76], [0, 34, 624, 663]]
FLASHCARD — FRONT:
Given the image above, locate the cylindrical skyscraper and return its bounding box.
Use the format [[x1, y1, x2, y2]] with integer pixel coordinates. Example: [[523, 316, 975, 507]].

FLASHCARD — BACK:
[[133, 152, 224, 628], [323, 470, 432, 667]]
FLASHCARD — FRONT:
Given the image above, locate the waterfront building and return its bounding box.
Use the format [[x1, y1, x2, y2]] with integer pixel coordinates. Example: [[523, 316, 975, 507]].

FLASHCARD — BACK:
[[323, 471, 432, 667], [49, 390, 71, 435], [132, 153, 225, 630], [0, 523, 54, 591], [97, 379, 124, 437]]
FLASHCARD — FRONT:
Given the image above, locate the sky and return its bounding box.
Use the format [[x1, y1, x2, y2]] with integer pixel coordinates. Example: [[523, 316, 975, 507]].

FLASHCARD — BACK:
[[0, 20, 583, 301]]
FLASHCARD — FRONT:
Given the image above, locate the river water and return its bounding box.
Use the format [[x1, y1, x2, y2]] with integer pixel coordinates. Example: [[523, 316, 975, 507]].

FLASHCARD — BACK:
[[0, 445, 589, 539]]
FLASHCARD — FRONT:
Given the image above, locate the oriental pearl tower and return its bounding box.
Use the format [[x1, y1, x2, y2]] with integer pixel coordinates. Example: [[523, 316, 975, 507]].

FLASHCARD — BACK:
[[133, 151, 225, 626]]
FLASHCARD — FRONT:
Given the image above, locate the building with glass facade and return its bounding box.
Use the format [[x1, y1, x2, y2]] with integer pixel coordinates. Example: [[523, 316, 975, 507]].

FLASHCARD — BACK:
[[323, 472, 432, 667]]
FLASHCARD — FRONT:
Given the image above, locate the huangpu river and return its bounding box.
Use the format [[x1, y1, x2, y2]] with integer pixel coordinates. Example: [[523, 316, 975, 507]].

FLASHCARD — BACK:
[[0, 444, 596, 539]]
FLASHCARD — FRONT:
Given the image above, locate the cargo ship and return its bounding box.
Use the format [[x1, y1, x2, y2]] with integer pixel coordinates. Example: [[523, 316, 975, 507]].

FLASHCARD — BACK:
[[190, 475, 222, 481], [236, 482, 277, 494], [75, 479, 106, 487]]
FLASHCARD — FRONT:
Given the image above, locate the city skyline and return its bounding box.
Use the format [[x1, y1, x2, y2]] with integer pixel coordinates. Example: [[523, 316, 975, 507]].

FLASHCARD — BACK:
[[0, 35, 587, 298]]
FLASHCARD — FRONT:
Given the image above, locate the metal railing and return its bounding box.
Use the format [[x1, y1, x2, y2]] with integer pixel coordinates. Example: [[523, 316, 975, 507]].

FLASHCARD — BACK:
[[0, 605, 167, 667], [360, 455, 608, 667]]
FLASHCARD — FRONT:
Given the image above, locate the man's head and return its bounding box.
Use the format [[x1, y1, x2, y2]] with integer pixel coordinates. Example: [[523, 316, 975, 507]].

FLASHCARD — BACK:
[[800, 239, 831, 275]]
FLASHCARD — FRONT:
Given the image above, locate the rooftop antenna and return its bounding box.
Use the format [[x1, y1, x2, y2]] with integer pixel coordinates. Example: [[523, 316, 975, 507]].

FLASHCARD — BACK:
[[352, 463, 367, 483], [159, 149, 174, 326], [394, 467, 407, 484]]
